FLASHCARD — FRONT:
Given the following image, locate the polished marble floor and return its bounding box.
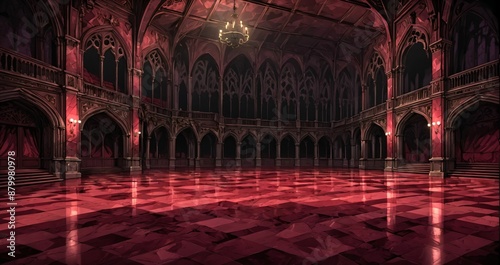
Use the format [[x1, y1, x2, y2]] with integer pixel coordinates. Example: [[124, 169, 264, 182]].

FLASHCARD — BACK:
[[0, 169, 498, 265]]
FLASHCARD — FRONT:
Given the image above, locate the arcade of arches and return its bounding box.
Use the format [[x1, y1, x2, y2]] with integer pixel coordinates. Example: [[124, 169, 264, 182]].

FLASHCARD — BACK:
[[0, 0, 498, 180]]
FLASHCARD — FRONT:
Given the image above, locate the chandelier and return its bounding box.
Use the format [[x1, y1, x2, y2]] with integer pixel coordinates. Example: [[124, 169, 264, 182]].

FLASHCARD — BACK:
[[219, 0, 249, 48]]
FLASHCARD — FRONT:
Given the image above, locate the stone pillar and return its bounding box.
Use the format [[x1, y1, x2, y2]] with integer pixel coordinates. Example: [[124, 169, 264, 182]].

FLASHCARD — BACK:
[[256, 142, 262, 167], [295, 143, 300, 167], [276, 142, 281, 167], [63, 35, 81, 179], [314, 143, 319, 166], [145, 137, 151, 169], [359, 139, 368, 169], [196, 141, 201, 168], [236, 141, 241, 167], [216, 141, 222, 167], [361, 84, 367, 111], [429, 39, 452, 177], [385, 69, 396, 171], [187, 76, 192, 112], [169, 137, 176, 169]]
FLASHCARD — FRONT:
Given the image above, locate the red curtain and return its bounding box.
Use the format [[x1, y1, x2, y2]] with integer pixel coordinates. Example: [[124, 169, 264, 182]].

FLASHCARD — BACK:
[[0, 125, 17, 157], [461, 122, 500, 163], [23, 127, 39, 158]]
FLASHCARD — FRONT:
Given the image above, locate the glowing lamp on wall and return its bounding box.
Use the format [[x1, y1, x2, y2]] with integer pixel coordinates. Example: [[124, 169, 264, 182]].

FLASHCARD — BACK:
[[68, 118, 81, 135], [428, 121, 441, 134]]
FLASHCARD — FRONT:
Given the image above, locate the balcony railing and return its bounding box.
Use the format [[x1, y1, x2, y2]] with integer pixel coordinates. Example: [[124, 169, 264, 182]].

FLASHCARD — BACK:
[[82, 83, 130, 105], [300, 121, 315, 128], [395, 85, 430, 107], [448, 60, 499, 90], [361, 103, 386, 119], [0, 48, 62, 85], [191, 111, 215, 120]]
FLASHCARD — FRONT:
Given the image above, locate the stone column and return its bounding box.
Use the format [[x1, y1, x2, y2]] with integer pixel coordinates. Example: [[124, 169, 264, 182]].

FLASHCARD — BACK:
[[276, 142, 281, 167], [295, 143, 300, 167], [314, 143, 319, 166], [169, 137, 176, 169], [256, 142, 262, 167], [429, 39, 452, 177], [236, 141, 241, 167], [216, 141, 222, 167], [196, 140, 201, 168], [145, 136, 151, 169]]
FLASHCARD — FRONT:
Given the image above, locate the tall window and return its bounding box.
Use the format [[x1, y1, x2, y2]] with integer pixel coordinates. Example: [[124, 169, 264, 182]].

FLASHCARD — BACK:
[[367, 53, 387, 106], [300, 69, 316, 121], [451, 12, 499, 74], [192, 54, 219, 113], [257, 60, 278, 120], [318, 67, 332, 122], [0, 0, 57, 66], [142, 50, 168, 107], [223, 55, 254, 118], [83, 33, 127, 93], [280, 60, 300, 121]]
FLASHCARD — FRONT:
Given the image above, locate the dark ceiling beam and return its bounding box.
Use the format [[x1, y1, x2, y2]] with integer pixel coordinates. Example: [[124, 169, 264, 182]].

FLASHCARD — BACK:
[[276, 0, 302, 50], [172, 0, 197, 43], [242, 0, 381, 33], [196, 0, 221, 38]]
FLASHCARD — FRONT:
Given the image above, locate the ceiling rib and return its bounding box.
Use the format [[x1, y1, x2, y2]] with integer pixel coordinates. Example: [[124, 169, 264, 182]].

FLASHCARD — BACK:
[[242, 0, 380, 33]]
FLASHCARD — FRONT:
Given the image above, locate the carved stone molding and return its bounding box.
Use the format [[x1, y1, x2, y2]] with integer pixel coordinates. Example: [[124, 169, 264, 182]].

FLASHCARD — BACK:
[[45, 94, 56, 106], [429, 39, 452, 53]]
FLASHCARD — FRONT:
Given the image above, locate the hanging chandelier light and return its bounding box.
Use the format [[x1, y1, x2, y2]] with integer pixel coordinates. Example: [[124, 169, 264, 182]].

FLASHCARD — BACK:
[[219, 0, 249, 48]]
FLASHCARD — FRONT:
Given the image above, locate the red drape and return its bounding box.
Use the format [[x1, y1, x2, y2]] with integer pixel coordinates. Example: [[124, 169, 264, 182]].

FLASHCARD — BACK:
[[461, 122, 500, 163], [23, 127, 39, 158], [0, 125, 17, 157]]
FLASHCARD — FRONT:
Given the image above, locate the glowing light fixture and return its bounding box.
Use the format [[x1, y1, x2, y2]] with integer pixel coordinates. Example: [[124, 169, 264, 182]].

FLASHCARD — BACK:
[[219, 0, 249, 48]]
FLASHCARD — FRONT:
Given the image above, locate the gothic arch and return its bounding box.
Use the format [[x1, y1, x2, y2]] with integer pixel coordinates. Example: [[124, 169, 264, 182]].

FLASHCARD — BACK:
[[241, 132, 258, 143], [142, 46, 171, 73], [0, 89, 64, 129], [199, 129, 220, 143], [149, 125, 172, 139], [395, 110, 431, 136], [300, 133, 317, 143], [223, 132, 239, 142], [280, 132, 298, 144], [81, 26, 131, 66], [175, 126, 198, 141], [363, 122, 387, 140], [80, 109, 128, 135], [447, 96, 500, 129], [259, 132, 278, 143], [396, 25, 430, 66]]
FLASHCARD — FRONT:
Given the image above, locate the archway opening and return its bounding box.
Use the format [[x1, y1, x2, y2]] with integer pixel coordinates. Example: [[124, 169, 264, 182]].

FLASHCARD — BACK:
[[149, 127, 169, 168], [176, 127, 196, 167], [300, 135, 314, 167], [81, 113, 124, 170], [453, 102, 499, 164], [365, 124, 386, 169], [401, 114, 430, 163], [0, 101, 52, 170], [261, 134, 276, 166], [281, 135, 295, 167], [241, 134, 256, 167], [318, 137, 331, 166], [200, 132, 217, 167], [333, 136, 345, 167]]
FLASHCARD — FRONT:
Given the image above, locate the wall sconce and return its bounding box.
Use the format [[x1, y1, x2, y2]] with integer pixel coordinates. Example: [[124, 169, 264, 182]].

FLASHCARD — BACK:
[[385, 132, 391, 136], [134, 131, 141, 137], [68, 118, 81, 135], [428, 121, 441, 134]]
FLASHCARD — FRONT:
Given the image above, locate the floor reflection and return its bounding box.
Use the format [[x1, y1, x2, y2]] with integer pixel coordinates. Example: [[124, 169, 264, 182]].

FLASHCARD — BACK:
[[0, 169, 498, 264]]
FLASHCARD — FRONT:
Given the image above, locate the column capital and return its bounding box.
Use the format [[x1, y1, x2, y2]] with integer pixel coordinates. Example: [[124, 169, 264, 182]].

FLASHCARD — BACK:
[[429, 39, 452, 53]]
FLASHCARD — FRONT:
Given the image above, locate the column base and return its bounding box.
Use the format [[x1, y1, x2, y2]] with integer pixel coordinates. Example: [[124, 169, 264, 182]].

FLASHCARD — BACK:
[[314, 158, 319, 167], [216, 158, 222, 167], [169, 158, 176, 169], [256, 158, 261, 167], [295, 158, 300, 167], [235, 158, 241, 167], [358, 158, 367, 169], [385, 157, 395, 171], [64, 157, 81, 179], [429, 157, 447, 177], [276, 158, 281, 167]]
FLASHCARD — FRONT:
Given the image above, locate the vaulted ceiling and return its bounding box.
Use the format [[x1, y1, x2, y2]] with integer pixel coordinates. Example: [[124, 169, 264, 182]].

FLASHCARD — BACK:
[[146, 0, 390, 54]]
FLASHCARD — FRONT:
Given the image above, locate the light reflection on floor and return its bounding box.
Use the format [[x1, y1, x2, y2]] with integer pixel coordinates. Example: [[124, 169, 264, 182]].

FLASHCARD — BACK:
[[0, 168, 498, 264]]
